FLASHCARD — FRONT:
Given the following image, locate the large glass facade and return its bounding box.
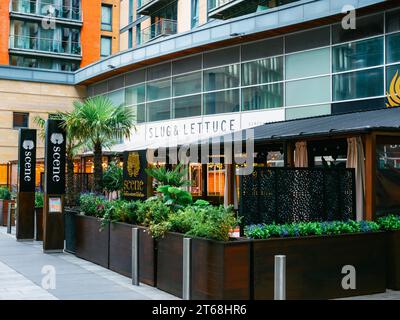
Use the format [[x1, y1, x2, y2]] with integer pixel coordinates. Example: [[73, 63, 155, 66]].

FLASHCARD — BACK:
[[91, 9, 400, 124]]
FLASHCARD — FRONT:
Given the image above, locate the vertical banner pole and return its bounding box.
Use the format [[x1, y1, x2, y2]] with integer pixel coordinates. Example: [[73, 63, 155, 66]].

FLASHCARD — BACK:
[[132, 227, 139, 286], [16, 128, 37, 241], [7, 203, 12, 234], [43, 119, 66, 253]]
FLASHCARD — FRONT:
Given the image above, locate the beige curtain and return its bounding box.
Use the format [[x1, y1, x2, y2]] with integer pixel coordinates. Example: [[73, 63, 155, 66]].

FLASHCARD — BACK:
[[347, 137, 365, 221], [295, 141, 308, 167]]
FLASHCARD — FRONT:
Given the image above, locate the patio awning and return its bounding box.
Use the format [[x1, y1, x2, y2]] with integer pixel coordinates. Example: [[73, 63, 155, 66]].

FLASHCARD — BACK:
[[206, 107, 400, 145]]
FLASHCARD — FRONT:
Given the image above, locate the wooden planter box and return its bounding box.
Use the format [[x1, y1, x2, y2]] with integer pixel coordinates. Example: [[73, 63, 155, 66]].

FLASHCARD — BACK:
[[75, 215, 109, 268], [34, 208, 43, 241], [386, 230, 400, 290], [64, 209, 78, 254], [109, 223, 157, 286], [0, 200, 14, 227], [156, 232, 251, 299], [252, 232, 387, 300]]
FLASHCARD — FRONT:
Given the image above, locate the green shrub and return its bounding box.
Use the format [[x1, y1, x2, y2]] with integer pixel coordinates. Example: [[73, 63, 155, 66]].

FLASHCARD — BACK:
[[156, 185, 193, 209], [377, 215, 400, 231], [79, 193, 107, 218], [244, 220, 380, 239], [0, 187, 11, 200], [103, 161, 123, 193], [135, 198, 172, 227], [35, 192, 44, 208], [145, 163, 191, 188]]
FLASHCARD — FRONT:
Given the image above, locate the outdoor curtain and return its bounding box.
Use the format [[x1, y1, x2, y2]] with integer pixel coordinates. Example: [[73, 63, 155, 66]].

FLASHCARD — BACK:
[[294, 141, 308, 167], [346, 137, 365, 221]]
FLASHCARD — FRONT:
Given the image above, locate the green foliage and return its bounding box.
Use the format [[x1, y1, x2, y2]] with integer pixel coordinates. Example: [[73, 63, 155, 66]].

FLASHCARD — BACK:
[[377, 215, 400, 231], [156, 185, 193, 209], [0, 187, 11, 200], [35, 192, 44, 208], [103, 161, 123, 193], [145, 163, 191, 188], [244, 220, 380, 240], [169, 205, 239, 242], [79, 193, 107, 218], [193, 199, 210, 207]]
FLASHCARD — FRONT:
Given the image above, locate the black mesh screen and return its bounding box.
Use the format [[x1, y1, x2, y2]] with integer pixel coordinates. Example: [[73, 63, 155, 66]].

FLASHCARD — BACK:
[[240, 167, 356, 226]]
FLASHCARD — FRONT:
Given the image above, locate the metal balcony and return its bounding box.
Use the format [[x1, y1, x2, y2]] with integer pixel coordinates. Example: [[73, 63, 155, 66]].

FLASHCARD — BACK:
[[9, 35, 82, 58], [139, 19, 177, 44], [208, 0, 302, 20], [137, 0, 174, 16], [10, 0, 82, 21]]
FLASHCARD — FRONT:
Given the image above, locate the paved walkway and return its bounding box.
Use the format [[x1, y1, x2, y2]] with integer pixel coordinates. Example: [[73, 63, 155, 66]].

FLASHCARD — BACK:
[[0, 227, 178, 300]]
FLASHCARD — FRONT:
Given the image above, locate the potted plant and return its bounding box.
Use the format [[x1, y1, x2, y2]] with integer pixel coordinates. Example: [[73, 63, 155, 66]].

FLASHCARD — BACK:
[[34, 192, 44, 241], [377, 215, 400, 290], [0, 187, 13, 227], [245, 221, 386, 299]]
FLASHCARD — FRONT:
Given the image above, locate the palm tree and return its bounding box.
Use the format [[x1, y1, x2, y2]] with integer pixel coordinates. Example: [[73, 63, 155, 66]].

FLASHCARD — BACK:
[[67, 96, 135, 194], [34, 113, 83, 206]]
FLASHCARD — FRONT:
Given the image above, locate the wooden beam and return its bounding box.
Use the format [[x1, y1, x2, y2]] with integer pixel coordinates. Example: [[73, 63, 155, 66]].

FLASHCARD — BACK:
[[364, 133, 376, 221], [286, 142, 295, 167]]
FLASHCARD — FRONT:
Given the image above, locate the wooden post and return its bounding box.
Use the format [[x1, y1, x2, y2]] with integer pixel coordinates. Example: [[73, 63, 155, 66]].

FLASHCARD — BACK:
[[364, 133, 376, 221], [201, 163, 208, 197], [286, 142, 295, 167], [225, 164, 235, 206]]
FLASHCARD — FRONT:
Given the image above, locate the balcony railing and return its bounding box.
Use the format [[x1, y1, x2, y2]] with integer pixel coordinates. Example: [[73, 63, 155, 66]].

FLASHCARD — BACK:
[[139, 19, 177, 44], [137, 0, 174, 16], [10, 0, 81, 21], [9, 35, 81, 56], [208, 0, 302, 20]]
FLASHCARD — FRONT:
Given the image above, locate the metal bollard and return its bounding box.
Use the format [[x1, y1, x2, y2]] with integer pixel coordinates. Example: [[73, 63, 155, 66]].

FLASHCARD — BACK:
[[131, 228, 139, 286], [274, 255, 286, 300], [182, 238, 192, 300], [7, 203, 13, 234]]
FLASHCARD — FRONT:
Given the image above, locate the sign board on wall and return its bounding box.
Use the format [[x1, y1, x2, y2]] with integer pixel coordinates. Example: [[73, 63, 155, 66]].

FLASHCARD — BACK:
[[123, 150, 148, 200], [45, 120, 66, 194], [18, 128, 37, 192]]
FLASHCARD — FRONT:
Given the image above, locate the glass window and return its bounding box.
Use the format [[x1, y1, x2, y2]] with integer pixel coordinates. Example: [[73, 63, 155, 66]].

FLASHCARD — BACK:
[[386, 65, 400, 107], [173, 72, 202, 97], [332, 13, 383, 44], [285, 27, 330, 53], [108, 76, 124, 91], [332, 37, 383, 73], [241, 37, 283, 62], [172, 55, 202, 75], [173, 95, 202, 119], [147, 99, 171, 122], [93, 81, 108, 95], [204, 64, 239, 92], [13, 112, 29, 129], [286, 76, 330, 106], [387, 33, 400, 64], [107, 90, 125, 106], [242, 83, 283, 111], [147, 62, 171, 81], [286, 48, 330, 80], [204, 89, 239, 115], [203, 47, 240, 68], [125, 69, 146, 86], [386, 9, 400, 33], [333, 68, 384, 101], [242, 57, 283, 86], [101, 5, 112, 31], [100, 36, 112, 57], [286, 104, 331, 120], [147, 79, 171, 101], [191, 0, 199, 29], [131, 104, 146, 123], [126, 84, 145, 105]]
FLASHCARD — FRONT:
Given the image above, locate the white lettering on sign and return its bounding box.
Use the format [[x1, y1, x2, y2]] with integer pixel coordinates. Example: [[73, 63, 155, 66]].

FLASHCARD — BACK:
[[22, 140, 35, 183]]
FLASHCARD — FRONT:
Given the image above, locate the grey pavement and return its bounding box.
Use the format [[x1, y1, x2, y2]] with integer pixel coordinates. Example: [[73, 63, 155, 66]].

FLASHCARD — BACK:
[[0, 227, 178, 300]]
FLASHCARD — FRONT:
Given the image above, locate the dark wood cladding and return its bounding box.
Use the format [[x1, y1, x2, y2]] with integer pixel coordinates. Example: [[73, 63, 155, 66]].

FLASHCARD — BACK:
[[157, 232, 184, 298], [0, 200, 15, 226], [386, 230, 400, 290], [138, 226, 157, 286], [109, 222, 132, 277], [191, 238, 251, 300], [35, 208, 43, 241], [64, 209, 78, 253], [253, 232, 386, 300], [75, 215, 109, 268]]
